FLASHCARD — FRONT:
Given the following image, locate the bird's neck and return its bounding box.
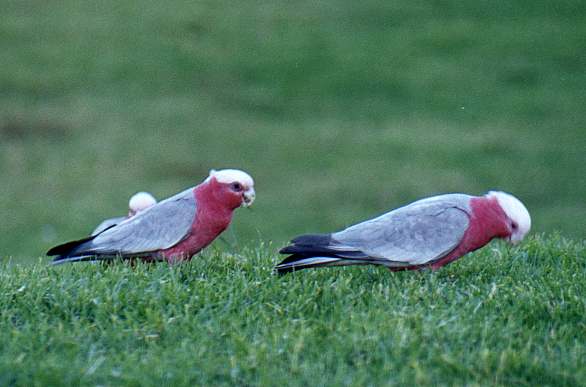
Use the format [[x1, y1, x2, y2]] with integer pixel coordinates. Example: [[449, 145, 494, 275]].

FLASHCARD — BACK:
[[430, 196, 510, 269], [193, 183, 235, 230], [460, 196, 511, 253]]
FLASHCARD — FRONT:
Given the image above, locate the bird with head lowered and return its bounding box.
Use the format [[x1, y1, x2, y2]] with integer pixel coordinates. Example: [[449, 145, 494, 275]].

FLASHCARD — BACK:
[[276, 191, 530, 274]]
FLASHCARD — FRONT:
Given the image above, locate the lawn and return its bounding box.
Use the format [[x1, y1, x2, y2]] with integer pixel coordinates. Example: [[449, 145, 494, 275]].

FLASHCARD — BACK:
[[1, 236, 585, 385], [0, 0, 585, 385]]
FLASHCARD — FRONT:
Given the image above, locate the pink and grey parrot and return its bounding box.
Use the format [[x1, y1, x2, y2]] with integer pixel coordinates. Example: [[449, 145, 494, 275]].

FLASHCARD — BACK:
[[48, 169, 255, 264], [275, 191, 531, 274], [91, 191, 157, 236]]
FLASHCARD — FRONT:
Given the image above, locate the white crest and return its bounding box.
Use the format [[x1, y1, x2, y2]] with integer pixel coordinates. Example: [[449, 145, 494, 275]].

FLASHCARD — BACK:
[[128, 192, 157, 213], [208, 169, 254, 187], [487, 191, 531, 243]]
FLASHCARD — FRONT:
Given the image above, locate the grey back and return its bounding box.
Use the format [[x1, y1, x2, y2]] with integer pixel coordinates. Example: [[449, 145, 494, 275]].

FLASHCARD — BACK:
[[86, 188, 197, 255], [332, 194, 473, 265]]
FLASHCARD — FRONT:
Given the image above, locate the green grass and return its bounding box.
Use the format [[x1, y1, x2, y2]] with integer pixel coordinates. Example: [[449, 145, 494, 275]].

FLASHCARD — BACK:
[[1, 235, 585, 385]]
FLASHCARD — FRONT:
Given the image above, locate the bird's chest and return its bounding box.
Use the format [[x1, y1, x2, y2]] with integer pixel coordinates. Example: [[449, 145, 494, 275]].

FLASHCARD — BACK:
[[162, 206, 234, 261], [195, 205, 234, 236]]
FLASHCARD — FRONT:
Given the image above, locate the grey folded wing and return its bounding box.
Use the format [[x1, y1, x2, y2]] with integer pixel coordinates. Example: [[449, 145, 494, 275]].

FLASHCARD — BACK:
[[81, 188, 197, 256], [91, 216, 126, 236], [331, 194, 472, 265]]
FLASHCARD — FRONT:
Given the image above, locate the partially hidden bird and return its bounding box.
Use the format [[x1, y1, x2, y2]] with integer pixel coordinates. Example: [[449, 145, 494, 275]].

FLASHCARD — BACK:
[[275, 191, 530, 274], [48, 169, 255, 264], [91, 191, 157, 236]]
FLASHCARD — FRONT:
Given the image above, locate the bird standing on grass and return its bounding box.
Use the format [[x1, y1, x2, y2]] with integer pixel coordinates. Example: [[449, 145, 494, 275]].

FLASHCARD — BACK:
[[275, 191, 530, 274], [48, 169, 255, 264], [91, 192, 157, 235]]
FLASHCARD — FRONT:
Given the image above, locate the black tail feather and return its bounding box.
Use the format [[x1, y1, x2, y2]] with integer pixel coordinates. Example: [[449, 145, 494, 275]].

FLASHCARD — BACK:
[[276, 232, 395, 275], [279, 233, 331, 254], [47, 235, 96, 258], [279, 233, 368, 259], [47, 223, 120, 261]]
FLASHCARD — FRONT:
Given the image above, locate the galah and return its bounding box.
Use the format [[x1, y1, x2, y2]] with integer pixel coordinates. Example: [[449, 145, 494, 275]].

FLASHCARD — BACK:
[[91, 192, 157, 236], [275, 191, 531, 274], [48, 169, 255, 264]]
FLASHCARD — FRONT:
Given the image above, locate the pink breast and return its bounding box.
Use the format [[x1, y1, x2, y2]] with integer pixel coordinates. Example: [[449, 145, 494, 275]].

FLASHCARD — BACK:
[[159, 188, 234, 263]]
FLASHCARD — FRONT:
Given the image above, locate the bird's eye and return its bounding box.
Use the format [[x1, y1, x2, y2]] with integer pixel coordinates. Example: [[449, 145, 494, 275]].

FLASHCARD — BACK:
[[511, 222, 518, 230], [230, 182, 243, 192]]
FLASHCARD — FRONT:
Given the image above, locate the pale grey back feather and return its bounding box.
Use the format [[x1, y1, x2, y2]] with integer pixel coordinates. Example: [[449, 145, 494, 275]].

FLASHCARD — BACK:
[[332, 194, 473, 265], [86, 188, 197, 255], [91, 216, 126, 236]]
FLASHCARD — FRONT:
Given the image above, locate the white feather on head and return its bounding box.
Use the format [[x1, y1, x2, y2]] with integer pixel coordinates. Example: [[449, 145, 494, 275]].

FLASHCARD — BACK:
[[207, 169, 254, 188], [487, 191, 531, 243], [128, 192, 157, 213]]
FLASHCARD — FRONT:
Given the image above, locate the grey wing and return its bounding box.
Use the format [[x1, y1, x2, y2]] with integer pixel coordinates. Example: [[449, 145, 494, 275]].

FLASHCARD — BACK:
[[332, 195, 471, 265], [91, 216, 126, 236], [84, 188, 197, 255]]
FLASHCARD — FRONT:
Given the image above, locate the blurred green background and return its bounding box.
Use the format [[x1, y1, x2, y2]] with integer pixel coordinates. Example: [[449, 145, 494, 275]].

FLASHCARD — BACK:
[[1, 0, 584, 259]]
